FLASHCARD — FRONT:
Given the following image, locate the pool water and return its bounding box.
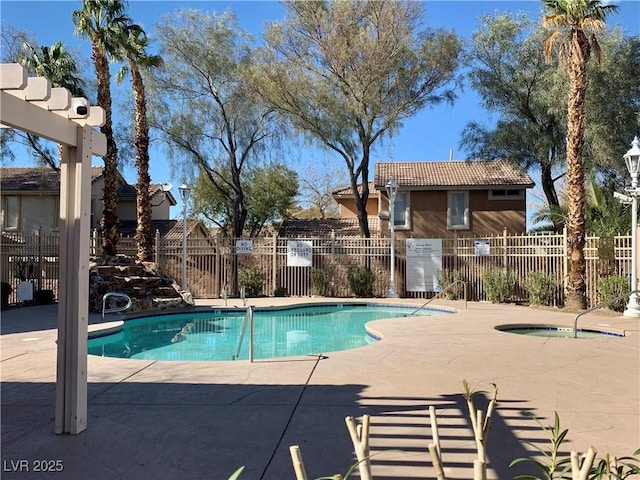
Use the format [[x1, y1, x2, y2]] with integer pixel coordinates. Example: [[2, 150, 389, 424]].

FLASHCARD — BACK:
[[88, 303, 446, 361], [496, 325, 624, 339]]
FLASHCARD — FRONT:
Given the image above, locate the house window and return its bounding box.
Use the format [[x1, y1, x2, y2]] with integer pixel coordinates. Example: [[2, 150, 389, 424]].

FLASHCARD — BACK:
[[393, 191, 410, 230], [489, 189, 523, 200], [447, 191, 469, 230], [3, 196, 20, 230]]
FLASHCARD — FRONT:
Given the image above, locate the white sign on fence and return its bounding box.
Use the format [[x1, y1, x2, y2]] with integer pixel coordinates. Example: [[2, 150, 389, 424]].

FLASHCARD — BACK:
[[287, 240, 313, 267], [17, 281, 33, 302], [406, 239, 442, 292], [236, 239, 253, 254], [474, 239, 490, 256]]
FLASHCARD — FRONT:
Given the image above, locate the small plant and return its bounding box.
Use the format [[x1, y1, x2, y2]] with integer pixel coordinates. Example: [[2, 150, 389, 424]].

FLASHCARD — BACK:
[[597, 275, 630, 312], [13, 257, 37, 281], [1, 281, 12, 309], [482, 268, 515, 303], [238, 267, 264, 297], [273, 286, 288, 297], [524, 272, 556, 306], [511, 412, 640, 480], [310, 267, 333, 296], [591, 450, 640, 479], [436, 269, 465, 299], [347, 266, 374, 297], [510, 412, 572, 480]]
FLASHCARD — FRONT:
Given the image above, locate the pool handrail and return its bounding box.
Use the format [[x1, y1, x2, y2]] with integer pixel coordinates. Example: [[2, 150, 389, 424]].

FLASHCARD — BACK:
[[102, 292, 132, 319], [233, 306, 254, 361], [411, 280, 467, 316], [573, 289, 638, 338]]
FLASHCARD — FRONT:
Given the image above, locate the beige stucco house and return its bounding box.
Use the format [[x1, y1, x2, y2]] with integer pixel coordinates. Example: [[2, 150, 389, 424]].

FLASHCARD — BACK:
[[321, 160, 534, 238], [0, 166, 176, 235]]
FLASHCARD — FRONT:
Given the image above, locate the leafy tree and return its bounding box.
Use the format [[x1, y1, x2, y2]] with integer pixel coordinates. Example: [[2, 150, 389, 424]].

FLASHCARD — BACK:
[[463, 14, 639, 233], [73, 0, 133, 257], [250, 0, 462, 237], [192, 163, 298, 238], [294, 165, 343, 219], [15, 41, 87, 170], [542, 0, 618, 310], [114, 27, 163, 262], [463, 13, 566, 227], [147, 9, 282, 238]]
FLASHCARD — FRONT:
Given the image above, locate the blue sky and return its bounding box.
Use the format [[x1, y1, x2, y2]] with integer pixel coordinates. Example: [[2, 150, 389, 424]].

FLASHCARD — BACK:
[[2, 1, 639, 220]]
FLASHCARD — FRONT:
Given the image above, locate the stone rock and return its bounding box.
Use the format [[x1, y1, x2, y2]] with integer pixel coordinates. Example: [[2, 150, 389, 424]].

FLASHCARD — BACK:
[[89, 255, 194, 314]]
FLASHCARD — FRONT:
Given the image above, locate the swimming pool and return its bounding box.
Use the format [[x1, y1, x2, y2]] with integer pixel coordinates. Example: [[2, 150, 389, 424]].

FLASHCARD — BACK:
[[88, 303, 449, 361], [495, 324, 625, 339]]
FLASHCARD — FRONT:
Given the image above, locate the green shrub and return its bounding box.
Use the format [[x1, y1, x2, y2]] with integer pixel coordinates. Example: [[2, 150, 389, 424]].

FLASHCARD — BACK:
[[310, 267, 333, 296], [523, 272, 556, 306], [482, 268, 515, 303], [597, 275, 630, 312], [273, 286, 288, 297], [1, 281, 12, 309], [347, 266, 374, 297], [239, 267, 264, 297], [436, 269, 465, 299]]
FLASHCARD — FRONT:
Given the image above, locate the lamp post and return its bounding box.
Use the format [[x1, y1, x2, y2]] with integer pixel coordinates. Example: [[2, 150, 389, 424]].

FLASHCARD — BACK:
[[179, 183, 191, 291], [386, 176, 399, 298], [623, 136, 640, 317]]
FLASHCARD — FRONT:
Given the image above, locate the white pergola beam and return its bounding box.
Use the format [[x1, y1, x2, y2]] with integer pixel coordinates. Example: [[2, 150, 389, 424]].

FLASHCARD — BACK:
[[0, 63, 27, 89], [55, 126, 93, 435], [1, 63, 107, 435], [33, 87, 71, 111], [0, 90, 106, 155]]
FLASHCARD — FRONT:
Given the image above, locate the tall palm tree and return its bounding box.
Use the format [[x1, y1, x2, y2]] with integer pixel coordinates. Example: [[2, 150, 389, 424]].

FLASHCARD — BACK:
[[542, 0, 618, 310], [19, 41, 86, 170], [73, 0, 131, 257], [114, 28, 163, 263]]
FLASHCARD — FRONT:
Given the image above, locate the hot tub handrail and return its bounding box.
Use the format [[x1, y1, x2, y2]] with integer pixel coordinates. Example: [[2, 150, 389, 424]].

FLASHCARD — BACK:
[[573, 289, 639, 338], [233, 306, 254, 361], [102, 292, 132, 319], [411, 280, 467, 316]]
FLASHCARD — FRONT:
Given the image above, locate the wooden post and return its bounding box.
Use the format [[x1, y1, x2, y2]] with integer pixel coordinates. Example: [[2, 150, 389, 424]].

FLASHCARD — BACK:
[[502, 227, 508, 269], [154, 229, 160, 264], [55, 125, 92, 434], [272, 233, 278, 295]]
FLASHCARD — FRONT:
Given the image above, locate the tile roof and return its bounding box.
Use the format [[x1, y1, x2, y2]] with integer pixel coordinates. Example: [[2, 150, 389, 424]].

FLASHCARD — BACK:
[[332, 182, 379, 197], [0, 167, 62, 191], [279, 217, 380, 237], [1, 167, 173, 203], [118, 219, 207, 240], [374, 160, 534, 189]]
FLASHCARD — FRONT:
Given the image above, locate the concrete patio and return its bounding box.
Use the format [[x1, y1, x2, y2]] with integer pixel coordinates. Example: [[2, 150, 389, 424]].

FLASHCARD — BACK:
[[1, 298, 638, 479]]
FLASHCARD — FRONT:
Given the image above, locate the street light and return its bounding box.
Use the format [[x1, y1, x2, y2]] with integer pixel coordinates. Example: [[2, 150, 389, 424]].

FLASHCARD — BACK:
[[623, 136, 640, 317], [178, 183, 191, 291], [386, 175, 399, 298]]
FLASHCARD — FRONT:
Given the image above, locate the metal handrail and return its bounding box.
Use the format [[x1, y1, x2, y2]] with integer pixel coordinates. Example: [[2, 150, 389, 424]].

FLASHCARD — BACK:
[[410, 280, 467, 316], [233, 306, 254, 361], [573, 290, 639, 338], [102, 292, 132, 319]]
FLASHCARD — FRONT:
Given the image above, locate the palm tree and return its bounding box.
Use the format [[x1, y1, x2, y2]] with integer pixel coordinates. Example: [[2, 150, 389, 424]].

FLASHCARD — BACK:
[[542, 0, 618, 310], [18, 41, 86, 170], [114, 28, 163, 263], [73, 0, 132, 257]]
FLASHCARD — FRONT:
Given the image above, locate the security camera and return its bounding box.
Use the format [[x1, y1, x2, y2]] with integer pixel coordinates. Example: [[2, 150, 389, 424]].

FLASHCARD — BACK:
[[613, 191, 632, 204], [74, 100, 88, 116]]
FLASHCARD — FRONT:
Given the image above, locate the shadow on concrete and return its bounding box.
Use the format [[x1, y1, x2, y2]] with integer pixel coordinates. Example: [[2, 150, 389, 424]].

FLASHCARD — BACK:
[[2, 382, 549, 480]]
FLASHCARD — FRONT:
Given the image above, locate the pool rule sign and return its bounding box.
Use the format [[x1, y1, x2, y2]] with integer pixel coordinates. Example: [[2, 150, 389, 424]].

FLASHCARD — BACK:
[[287, 240, 313, 267], [405, 239, 442, 292]]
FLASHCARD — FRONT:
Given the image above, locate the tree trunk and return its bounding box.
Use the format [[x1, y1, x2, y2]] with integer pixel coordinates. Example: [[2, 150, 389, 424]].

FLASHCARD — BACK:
[[564, 31, 589, 310], [131, 61, 153, 263], [93, 42, 119, 257]]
